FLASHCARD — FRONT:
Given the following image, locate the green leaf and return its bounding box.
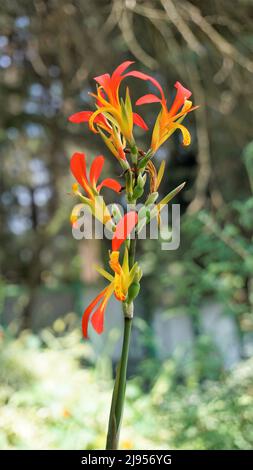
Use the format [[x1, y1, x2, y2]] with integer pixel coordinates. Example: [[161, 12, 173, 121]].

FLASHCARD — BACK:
[[158, 182, 186, 207]]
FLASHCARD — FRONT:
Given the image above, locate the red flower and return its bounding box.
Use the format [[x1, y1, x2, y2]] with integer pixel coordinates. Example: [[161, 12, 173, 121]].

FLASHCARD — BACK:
[[91, 61, 148, 139], [136, 78, 198, 152], [69, 62, 148, 159], [70, 152, 121, 196], [70, 152, 121, 225], [82, 212, 138, 338]]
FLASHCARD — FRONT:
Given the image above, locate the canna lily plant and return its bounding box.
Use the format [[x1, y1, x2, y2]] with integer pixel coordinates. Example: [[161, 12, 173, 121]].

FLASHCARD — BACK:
[[69, 61, 197, 450]]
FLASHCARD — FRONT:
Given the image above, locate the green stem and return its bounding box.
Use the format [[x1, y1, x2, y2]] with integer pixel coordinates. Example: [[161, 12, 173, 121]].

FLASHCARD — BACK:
[[106, 314, 132, 449], [106, 235, 136, 450], [106, 159, 138, 449], [129, 237, 136, 269]]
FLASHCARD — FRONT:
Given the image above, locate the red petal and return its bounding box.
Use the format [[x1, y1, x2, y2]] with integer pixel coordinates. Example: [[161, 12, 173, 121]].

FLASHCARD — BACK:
[[70, 152, 88, 190], [124, 70, 165, 102], [96, 113, 111, 130], [135, 94, 162, 106], [97, 178, 121, 193], [94, 73, 111, 91], [112, 212, 138, 251], [89, 155, 104, 186], [68, 111, 93, 123], [82, 287, 108, 338], [112, 61, 134, 81], [68, 110, 110, 133], [168, 81, 192, 117], [91, 296, 110, 335], [133, 112, 149, 130], [91, 305, 105, 335]]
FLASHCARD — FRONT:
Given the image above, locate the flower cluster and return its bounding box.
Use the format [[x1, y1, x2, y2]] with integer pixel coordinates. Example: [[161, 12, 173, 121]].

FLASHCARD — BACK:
[[69, 61, 197, 338]]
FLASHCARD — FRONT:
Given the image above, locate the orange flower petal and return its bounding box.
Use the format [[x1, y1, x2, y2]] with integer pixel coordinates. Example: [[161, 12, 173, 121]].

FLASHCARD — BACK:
[[135, 94, 162, 106], [90, 284, 114, 335], [111, 61, 135, 101], [111, 61, 134, 83], [90, 305, 105, 335], [89, 155, 104, 186], [68, 111, 93, 123], [97, 178, 122, 193], [82, 286, 109, 338], [91, 298, 108, 335], [167, 81, 192, 117], [112, 212, 138, 251], [124, 70, 166, 103], [94, 73, 111, 91], [133, 112, 149, 130], [70, 152, 89, 193]]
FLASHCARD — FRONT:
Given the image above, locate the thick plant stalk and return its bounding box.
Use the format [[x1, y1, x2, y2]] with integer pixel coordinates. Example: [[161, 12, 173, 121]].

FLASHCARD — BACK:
[[106, 237, 136, 450], [106, 314, 132, 449]]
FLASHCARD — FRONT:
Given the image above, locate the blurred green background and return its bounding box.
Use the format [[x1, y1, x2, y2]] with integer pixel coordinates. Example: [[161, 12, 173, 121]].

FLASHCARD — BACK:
[[1, 0, 253, 450]]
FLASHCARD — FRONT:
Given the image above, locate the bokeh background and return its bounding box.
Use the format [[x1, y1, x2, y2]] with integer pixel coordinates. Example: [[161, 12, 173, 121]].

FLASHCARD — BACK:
[[1, 0, 253, 450]]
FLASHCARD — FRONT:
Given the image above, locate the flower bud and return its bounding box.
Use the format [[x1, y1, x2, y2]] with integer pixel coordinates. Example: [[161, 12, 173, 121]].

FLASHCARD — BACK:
[[125, 170, 133, 198], [137, 173, 146, 189], [138, 206, 151, 223], [127, 281, 140, 303], [120, 159, 130, 171], [138, 155, 150, 170], [111, 204, 122, 224], [145, 192, 159, 205], [130, 145, 138, 164], [131, 173, 147, 200], [132, 185, 144, 199]]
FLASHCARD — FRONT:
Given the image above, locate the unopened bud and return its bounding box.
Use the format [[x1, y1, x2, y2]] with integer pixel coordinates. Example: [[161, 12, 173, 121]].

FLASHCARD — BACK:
[[127, 281, 140, 303], [132, 185, 144, 199], [111, 204, 122, 224], [120, 159, 130, 171], [137, 173, 146, 189], [145, 192, 158, 205], [138, 206, 151, 223], [138, 155, 150, 170]]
